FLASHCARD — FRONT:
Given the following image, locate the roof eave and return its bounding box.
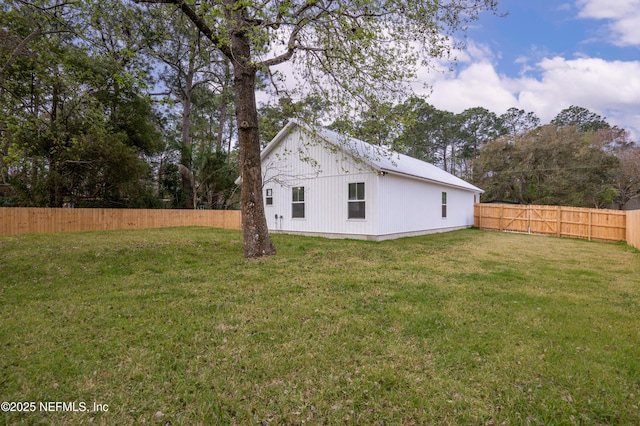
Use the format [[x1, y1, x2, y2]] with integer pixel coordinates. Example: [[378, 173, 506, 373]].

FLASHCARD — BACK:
[[379, 168, 485, 193]]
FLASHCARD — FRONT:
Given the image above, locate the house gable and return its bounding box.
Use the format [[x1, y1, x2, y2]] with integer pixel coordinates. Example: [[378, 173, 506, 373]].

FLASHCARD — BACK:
[[260, 121, 376, 181], [260, 123, 380, 238]]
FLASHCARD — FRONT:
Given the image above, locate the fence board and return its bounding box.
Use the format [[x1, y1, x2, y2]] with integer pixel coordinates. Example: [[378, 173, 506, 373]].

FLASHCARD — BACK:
[[0, 208, 242, 236], [628, 210, 640, 250], [475, 204, 628, 243]]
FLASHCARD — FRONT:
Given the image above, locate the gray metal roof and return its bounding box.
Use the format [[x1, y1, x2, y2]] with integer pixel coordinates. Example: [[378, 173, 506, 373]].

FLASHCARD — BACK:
[[262, 120, 484, 193]]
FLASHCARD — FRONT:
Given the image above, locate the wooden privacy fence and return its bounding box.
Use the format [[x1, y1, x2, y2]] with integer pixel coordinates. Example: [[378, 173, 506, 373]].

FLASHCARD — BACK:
[[628, 210, 640, 250], [0, 208, 241, 236], [474, 204, 639, 247]]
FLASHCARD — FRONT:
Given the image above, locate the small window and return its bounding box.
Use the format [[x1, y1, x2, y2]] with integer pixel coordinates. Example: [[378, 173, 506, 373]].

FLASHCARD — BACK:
[[265, 189, 273, 206], [442, 191, 447, 218], [348, 182, 365, 219], [292, 187, 305, 218]]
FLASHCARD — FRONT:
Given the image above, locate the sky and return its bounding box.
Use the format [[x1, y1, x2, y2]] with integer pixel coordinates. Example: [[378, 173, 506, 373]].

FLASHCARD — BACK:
[[416, 0, 640, 140], [260, 0, 640, 141]]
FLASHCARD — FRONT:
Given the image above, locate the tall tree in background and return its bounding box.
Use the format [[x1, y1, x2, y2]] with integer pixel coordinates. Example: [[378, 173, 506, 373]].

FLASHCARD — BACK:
[[392, 98, 454, 168], [134, 0, 499, 258], [456, 107, 503, 178], [552, 105, 610, 133], [473, 125, 621, 207], [615, 144, 640, 209], [591, 126, 639, 209], [258, 94, 329, 146], [500, 107, 540, 137], [148, 7, 233, 208]]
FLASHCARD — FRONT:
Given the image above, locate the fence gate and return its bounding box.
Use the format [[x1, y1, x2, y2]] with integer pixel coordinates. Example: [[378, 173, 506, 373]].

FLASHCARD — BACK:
[[474, 204, 627, 243]]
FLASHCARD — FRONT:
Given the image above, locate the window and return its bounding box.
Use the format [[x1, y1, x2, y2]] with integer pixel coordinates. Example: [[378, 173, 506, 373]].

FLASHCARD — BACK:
[[442, 191, 447, 218], [348, 182, 365, 219], [265, 189, 273, 206], [292, 187, 305, 218]]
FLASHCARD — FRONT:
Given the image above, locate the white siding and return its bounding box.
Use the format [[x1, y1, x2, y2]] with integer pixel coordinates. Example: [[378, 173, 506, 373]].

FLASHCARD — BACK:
[[262, 128, 379, 238], [377, 174, 477, 237]]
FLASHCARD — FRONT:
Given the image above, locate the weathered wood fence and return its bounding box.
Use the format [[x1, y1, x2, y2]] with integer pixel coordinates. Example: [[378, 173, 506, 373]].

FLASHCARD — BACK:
[[474, 204, 640, 249], [0, 208, 241, 236]]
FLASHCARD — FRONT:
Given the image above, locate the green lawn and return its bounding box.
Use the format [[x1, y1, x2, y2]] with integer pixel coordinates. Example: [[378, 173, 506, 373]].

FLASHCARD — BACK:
[[1, 227, 639, 425]]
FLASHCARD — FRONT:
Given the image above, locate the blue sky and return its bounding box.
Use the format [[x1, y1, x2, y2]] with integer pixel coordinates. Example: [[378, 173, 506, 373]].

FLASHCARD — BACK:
[[264, 0, 640, 140], [420, 0, 640, 140]]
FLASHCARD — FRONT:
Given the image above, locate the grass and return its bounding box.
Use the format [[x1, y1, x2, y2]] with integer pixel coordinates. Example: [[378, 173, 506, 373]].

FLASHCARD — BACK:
[[1, 227, 639, 425]]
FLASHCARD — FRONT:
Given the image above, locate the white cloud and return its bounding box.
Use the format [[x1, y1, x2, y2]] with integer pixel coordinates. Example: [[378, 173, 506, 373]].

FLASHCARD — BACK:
[[577, 0, 639, 19], [423, 54, 640, 140], [517, 56, 640, 136], [577, 0, 640, 46], [416, 62, 518, 113]]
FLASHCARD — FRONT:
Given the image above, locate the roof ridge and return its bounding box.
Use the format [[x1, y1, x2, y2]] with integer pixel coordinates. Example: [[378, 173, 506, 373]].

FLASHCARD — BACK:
[[261, 120, 483, 193]]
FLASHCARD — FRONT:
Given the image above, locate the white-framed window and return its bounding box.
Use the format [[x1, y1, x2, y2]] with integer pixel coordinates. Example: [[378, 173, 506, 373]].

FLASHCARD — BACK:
[[292, 186, 305, 218], [265, 188, 273, 206], [348, 182, 365, 219], [442, 191, 447, 218]]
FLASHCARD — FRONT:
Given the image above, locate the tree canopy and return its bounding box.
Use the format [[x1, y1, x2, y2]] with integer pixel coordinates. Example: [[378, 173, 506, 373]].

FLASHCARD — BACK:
[[473, 125, 624, 208], [133, 0, 500, 257], [0, 0, 163, 207]]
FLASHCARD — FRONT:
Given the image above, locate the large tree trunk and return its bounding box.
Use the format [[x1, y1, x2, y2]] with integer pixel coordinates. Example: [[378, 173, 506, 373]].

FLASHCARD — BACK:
[[231, 34, 276, 258]]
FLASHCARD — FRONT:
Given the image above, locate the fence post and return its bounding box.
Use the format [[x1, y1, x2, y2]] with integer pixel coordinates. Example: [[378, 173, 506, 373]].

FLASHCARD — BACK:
[[499, 204, 503, 231], [557, 206, 561, 237], [588, 210, 592, 241]]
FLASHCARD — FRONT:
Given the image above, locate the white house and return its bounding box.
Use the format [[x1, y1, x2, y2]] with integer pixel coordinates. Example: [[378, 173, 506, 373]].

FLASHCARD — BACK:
[[255, 120, 483, 241]]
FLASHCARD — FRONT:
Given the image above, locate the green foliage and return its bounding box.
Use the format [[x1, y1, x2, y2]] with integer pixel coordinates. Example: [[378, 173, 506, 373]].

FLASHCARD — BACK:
[[345, 97, 507, 179], [392, 97, 457, 166], [0, 0, 163, 207], [143, 0, 500, 122], [160, 137, 239, 209], [614, 145, 640, 208], [552, 105, 611, 133], [474, 125, 622, 207], [501, 107, 541, 136], [4, 1, 636, 214], [340, 101, 637, 209], [196, 149, 238, 209], [259, 95, 329, 145]]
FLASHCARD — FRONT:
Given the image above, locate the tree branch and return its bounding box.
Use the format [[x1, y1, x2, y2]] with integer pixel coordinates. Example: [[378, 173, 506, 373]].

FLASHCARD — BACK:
[[134, 0, 232, 58], [258, 0, 326, 68], [0, 28, 42, 84]]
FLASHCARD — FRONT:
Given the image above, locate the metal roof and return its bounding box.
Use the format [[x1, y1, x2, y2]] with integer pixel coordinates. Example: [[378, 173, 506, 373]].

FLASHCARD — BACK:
[[261, 120, 483, 193]]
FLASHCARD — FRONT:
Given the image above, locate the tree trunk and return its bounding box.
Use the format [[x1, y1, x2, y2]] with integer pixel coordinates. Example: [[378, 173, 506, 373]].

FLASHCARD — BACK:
[[231, 33, 275, 258], [48, 75, 63, 207], [216, 62, 231, 153], [441, 142, 448, 173], [181, 67, 195, 209]]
